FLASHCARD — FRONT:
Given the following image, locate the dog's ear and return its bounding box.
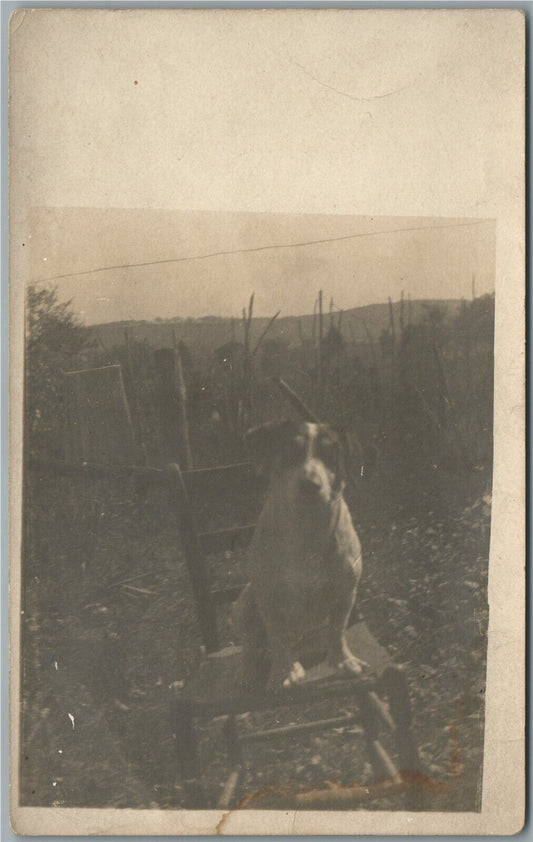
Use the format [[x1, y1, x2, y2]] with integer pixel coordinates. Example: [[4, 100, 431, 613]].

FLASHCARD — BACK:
[[244, 418, 298, 476]]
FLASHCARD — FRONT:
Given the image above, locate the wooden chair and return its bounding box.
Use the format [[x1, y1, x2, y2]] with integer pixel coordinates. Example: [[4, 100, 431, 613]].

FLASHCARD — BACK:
[[167, 460, 423, 811]]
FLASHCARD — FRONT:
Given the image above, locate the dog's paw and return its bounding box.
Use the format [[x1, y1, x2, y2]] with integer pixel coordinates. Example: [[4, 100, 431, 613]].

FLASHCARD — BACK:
[[283, 661, 306, 688], [327, 651, 367, 677], [267, 661, 306, 693]]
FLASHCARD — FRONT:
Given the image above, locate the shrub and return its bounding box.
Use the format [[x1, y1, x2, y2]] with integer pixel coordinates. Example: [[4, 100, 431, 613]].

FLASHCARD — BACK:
[[25, 285, 88, 459]]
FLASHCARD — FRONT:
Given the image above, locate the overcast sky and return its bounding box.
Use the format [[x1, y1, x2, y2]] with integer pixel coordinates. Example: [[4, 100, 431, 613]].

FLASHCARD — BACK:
[[11, 11, 515, 324], [29, 208, 495, 324]]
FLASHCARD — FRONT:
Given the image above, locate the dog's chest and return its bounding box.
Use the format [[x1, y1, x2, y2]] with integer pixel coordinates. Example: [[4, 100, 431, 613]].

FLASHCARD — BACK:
[[250, 501, 355, 611], [251, 504, 330, 570], [258, 554, 334, 635]]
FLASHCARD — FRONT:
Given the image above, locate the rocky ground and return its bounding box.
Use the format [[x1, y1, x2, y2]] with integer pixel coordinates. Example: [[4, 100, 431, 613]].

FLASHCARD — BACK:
[[19, 456, 489, 812]]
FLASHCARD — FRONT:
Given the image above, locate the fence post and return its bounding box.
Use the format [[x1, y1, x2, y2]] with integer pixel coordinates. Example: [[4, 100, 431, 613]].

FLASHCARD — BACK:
[[165, 463, 219, 654], [388, 297, 396, 406], [154, 348, 193, 468], [175, 343, 193, 471], [363, 319, 382, 425], [317, 289, 324, 404]]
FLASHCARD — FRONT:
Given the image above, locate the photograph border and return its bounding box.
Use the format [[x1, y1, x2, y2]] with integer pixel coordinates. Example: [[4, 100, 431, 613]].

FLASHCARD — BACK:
[[4, 2, 527, 838]]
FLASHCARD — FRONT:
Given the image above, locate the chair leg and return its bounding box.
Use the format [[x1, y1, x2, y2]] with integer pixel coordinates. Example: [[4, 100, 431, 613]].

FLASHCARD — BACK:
[[358, 689, 402, 786], [217, 715, 243, 809], [223, 715, 242, 772], [173, 698, 205, 808], [380, 665, 424, 810]]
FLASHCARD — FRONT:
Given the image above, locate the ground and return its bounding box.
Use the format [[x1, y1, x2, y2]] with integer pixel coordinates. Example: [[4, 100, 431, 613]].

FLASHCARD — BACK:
[[20, 454, 489, 812]]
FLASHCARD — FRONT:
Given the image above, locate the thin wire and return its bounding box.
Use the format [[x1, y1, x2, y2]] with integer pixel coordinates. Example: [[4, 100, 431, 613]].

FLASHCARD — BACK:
[[35, 218, 492, 284]]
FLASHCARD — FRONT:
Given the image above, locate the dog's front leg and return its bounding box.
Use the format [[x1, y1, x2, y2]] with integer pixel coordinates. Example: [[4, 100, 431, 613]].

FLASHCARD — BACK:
[[260, 620, 306, 693], [232, 584, 271, 691], [325, 582, 365, 677], [267, 647, 305, 693]]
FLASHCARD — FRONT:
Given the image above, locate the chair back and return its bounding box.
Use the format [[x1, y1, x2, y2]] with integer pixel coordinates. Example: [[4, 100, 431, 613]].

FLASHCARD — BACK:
[[167, 461, 263, 652]]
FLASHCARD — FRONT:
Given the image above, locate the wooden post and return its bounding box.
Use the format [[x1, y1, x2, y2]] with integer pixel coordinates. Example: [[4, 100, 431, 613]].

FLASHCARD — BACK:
[[176, 350, 193, 471], [432, 335, 450, 424], [317, 290, 324, 403], [153, 348, 176, 462], [388, 296, 396, 407], [388, 297, 396, 355], [165, 463, 219, 653], [124, 327, 148, 464], [462, 299, 472, 422], [363, 320, 382, 425], [363, 320, 380, 389], [153, 347, 192, 468], [398, 290, 407, 385], [241, 294, 254, 430], [334, 304, 343, 376], [311, 297, 318, 399], [172, 334, 194, 471]]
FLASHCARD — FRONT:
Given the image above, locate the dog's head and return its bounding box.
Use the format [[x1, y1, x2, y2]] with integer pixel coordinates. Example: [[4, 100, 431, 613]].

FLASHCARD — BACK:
[[245, 419, 352, 506]]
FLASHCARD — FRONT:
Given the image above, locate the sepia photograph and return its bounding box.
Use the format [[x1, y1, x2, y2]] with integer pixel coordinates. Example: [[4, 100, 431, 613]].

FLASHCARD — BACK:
[[9, 9, 524, 836], [20, 208, 495, 814]]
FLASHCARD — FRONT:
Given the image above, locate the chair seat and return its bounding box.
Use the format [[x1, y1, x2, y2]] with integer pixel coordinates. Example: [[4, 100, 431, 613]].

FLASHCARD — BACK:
[[181, 621, 392, 716]]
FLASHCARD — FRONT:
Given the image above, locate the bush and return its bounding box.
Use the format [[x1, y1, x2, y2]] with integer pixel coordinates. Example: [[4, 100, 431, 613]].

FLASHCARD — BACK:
[[25, 285, 88, 459]]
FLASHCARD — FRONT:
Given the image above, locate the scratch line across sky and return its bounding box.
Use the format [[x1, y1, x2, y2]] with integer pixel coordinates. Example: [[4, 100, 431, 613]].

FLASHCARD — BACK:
[[35, 218, 493, 285]]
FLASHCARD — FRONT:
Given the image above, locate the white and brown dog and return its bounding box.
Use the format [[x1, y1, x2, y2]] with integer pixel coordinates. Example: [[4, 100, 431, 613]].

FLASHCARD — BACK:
[[232, 419, 365, 693]]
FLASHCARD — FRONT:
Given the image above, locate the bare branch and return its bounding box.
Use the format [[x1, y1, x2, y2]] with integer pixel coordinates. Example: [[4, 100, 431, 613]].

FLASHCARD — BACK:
[[251, 311, 281, 357], [247, 293, 255, 329], [242, 308, 249, 351]]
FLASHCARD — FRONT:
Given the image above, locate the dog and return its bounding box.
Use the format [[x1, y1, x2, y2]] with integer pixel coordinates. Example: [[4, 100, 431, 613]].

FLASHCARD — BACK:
[[231, 418, 364, 693]]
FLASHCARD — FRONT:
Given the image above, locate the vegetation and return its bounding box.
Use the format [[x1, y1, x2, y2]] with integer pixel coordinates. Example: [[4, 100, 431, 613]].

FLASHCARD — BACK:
[[21, 286, 493, 811], [25, 285, 89, 458]]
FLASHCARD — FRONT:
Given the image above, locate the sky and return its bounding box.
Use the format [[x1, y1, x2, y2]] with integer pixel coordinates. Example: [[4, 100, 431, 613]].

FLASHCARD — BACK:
[[28, 208, 495, 324], [11, 11, 516, 325]]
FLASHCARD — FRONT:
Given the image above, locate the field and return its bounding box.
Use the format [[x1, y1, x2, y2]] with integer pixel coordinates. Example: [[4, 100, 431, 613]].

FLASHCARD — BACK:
[[19, 288, 493, 811]]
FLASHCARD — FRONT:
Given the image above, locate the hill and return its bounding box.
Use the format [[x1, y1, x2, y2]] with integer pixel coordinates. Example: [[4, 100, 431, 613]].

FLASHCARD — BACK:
[[88, 298, 463, 366]]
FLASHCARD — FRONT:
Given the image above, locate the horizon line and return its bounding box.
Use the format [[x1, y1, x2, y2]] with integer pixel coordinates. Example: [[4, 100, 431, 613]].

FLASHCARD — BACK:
[[83, 291, 494, 329]]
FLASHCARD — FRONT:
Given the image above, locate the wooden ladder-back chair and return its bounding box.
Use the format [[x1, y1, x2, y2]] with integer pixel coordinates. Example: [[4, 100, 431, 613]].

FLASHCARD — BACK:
[[167, 453, 423, 811]]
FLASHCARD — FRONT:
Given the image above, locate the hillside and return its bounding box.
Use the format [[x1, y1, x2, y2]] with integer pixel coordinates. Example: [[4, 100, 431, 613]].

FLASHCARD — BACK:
[[88, 298, 463, 364]]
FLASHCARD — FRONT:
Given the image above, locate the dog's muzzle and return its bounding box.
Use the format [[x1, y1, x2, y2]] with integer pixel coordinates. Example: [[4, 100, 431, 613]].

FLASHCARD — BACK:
[[299, 474, 323, 497], [297, 459, 332, 503]]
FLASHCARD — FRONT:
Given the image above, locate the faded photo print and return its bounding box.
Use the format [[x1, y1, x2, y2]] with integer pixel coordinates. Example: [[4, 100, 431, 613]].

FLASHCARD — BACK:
[[21, 209, 493, 812], [9, 9, 524, 836]]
